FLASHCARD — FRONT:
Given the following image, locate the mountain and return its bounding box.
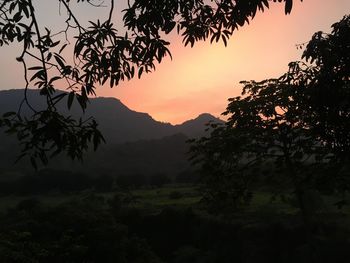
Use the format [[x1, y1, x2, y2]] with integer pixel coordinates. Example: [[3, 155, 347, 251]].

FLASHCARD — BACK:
[[173, 113, 219, 138], [0, 89, 223, 176], [0, 89, 222, 143]]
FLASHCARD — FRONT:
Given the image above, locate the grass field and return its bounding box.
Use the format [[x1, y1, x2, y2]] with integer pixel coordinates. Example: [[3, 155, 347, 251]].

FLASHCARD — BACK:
[[1, 184, 349, 218], [0, 184, 200, 212]]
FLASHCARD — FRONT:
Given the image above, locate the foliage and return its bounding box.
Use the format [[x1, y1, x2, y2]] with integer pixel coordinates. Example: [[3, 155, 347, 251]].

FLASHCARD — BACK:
[[1, 196, 349, 263], [0, 198, 162, 263], [301, 15, 350, 162], [0, 0, 301, 166], [190, 15, 350, 214]]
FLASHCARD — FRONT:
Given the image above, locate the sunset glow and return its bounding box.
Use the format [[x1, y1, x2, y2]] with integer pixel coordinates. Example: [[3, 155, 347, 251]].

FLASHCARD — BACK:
[[0, 0, 349, 124]]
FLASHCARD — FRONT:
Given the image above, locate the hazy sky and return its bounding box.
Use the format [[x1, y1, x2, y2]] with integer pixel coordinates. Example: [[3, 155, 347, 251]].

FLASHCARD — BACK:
[[0, 0, 349, 124]]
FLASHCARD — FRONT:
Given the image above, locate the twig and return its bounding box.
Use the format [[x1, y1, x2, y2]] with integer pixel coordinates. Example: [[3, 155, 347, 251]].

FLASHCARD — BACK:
[[108, 0, 114, 23]]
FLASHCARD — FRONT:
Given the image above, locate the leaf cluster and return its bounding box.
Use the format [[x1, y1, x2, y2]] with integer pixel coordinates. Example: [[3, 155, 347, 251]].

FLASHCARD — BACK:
[[124, 0, 298, 48], [0, 110, 104, 169]]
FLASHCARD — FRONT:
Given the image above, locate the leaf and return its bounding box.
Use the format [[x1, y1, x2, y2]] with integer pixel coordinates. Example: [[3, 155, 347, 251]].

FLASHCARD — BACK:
[[48, 76, 61, 84], [76, 94, 87, 111], [51, 40, 60, 48], [59, 43, 68, 54], [22, 5, 29, 18], [54, 54, 65, 69], [47, 52, 52, 61], [138, 67, 143, 78], [222, 35, 227, 47], [13, 12, 23, 23], [30, 69, 46, 81], [110, 75, 114, 88], [285, 0, 293, 15], [210, 33, 217, 44]]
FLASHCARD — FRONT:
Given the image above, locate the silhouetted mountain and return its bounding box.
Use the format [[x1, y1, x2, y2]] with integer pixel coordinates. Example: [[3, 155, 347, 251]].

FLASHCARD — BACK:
[[174, 113, 218, 138], [0, 89, 222, 143], [0, 89, 222, 176]]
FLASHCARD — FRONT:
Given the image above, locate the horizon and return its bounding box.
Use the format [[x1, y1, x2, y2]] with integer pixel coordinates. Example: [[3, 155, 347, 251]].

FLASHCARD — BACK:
[[0, 88, 223, 125]]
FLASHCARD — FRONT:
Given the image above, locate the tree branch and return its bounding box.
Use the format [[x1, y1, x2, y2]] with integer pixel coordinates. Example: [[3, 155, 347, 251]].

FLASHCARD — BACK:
[[108, 0, 114, 23]]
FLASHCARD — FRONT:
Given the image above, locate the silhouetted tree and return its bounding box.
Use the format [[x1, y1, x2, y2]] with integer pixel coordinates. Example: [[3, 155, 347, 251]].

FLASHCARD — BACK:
[[0, 0, 302, 166], [191, 15, 350, 215]]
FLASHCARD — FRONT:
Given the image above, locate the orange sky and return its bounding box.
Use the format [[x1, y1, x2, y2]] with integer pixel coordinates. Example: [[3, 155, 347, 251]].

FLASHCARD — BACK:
[[1, 0, 349, 124]]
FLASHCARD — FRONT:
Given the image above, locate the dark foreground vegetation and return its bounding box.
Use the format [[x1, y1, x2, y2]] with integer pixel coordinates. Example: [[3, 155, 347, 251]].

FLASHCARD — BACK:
[[0, 183, 349, 263]]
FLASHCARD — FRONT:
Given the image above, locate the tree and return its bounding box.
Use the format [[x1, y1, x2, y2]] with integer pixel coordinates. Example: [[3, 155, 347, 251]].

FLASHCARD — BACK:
[[190, 15, 350, 215], [0, 0, 301, 167]]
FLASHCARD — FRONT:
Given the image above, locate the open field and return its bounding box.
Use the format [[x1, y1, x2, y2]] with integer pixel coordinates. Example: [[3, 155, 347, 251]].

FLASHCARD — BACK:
[[0, 184, 349, 262], [1, 184, 349, 219], [0, 184, 200, 212]]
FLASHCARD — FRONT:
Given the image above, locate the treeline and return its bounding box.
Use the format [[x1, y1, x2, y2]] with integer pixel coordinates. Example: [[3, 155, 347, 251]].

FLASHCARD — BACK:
[[0, 169, 199, 195]]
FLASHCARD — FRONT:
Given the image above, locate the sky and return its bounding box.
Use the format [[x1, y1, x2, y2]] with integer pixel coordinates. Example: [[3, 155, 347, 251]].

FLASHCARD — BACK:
[[0, 0, 349, 124]]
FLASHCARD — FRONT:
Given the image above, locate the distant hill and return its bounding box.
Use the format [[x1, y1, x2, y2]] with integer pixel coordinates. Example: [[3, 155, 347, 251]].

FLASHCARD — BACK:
[[63, 133, 192, 177], [0, 89, 223, 177]]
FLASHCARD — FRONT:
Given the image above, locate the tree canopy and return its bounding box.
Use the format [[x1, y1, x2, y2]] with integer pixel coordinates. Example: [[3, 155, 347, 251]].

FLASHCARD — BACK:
[[0, 0, 301, 166], [190, 15, 350, 214]]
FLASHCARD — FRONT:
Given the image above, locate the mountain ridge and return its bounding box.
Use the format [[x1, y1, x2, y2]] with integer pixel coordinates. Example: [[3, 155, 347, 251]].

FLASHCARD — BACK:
[[0, 89, 223, 143]]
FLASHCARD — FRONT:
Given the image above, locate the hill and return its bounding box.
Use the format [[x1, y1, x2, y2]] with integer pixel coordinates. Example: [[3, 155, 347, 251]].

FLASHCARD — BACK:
[[0, 89, 222, 143], [0, 89, 223, 176]]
